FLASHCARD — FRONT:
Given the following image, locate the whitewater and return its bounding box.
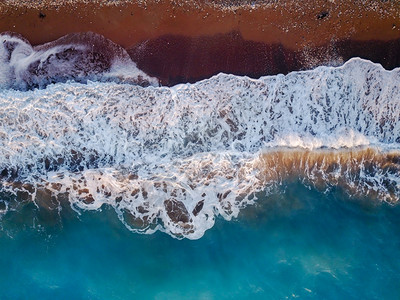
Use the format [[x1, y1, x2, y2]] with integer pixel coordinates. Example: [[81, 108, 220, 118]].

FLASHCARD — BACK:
[[0, 57, 399, 239]]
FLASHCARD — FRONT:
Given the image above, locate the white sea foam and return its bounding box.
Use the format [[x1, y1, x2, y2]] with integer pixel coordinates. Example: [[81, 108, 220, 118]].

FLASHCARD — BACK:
[[0, 58, 399, 238], [0, 32, 157, 90]]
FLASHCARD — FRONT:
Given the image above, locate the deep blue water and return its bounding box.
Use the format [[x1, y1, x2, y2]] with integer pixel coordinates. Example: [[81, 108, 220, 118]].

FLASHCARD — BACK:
[[1, 182, 399, 299]]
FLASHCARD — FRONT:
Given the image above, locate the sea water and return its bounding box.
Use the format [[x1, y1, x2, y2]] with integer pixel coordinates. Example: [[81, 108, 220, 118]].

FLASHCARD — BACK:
[[0, 57, 399, 238], [0, 182, 399, 299], [0, 33, 399, 297]]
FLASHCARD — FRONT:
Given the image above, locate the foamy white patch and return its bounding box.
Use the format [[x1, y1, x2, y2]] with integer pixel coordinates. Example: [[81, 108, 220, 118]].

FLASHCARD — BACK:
[[0, 32, 157, 90], [266, 128, 374, 149], [0, 34, 33, 88], [106, 59, 158, 86], [0, 58, 399, 238], [33, 151, 260, 239]]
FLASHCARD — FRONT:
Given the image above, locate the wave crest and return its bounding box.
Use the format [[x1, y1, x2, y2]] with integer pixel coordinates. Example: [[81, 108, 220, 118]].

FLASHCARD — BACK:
[[0, 58, 399, 238]]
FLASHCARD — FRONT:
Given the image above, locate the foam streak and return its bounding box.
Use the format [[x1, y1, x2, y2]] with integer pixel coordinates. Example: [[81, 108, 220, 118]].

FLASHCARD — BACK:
[[0, 58, 399, 238]]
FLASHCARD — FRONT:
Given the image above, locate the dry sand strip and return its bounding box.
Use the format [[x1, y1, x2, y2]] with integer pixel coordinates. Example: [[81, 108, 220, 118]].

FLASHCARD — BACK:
[[1, 0, 399, 49]]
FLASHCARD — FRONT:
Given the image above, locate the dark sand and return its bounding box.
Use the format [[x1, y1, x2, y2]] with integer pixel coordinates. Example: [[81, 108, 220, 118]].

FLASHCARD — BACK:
[[1, 0, 400, 84], [129, 32, 400, 85]]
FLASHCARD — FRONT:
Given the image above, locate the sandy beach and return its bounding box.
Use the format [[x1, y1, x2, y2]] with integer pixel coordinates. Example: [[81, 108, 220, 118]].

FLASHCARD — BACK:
[[1, 0, 399, 83], [1, 0, 400, 48]]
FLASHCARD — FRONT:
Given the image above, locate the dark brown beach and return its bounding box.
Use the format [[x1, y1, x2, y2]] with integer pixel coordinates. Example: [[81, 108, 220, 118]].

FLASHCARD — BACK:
[[1, 0, 400, 84]]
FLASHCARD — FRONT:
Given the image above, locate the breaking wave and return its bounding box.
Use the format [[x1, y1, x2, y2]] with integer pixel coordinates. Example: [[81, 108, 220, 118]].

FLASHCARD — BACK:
[[0, 57, 399, 239]]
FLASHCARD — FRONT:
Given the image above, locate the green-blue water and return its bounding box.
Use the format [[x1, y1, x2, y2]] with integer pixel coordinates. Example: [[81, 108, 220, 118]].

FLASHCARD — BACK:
[[1, 182, 399, 299]]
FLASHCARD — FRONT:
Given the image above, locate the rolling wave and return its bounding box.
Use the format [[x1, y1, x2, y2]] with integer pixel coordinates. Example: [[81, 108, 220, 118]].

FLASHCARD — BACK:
[[0, 57, 399, 238]]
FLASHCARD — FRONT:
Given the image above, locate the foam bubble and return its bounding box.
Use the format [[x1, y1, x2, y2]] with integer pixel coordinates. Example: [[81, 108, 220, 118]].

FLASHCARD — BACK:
[[0, 58, 399, 238], [0, 32, 158, 90]]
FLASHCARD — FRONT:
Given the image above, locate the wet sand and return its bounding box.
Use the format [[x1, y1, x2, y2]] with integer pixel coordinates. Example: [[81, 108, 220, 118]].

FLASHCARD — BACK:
[[1, 0, 400, 84], [129, 32, 400, 85]]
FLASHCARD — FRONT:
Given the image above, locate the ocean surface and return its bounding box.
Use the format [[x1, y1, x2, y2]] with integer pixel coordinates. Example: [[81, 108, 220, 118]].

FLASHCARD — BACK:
[[1, 183, 400, 299], [0, 31, 399, 298]]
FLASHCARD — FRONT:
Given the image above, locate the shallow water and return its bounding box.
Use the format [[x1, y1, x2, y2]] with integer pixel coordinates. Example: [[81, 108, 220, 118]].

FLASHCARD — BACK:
[[1, 182, 399, 299], [0, 53, 399, 298], [1, 58, 399, 239]]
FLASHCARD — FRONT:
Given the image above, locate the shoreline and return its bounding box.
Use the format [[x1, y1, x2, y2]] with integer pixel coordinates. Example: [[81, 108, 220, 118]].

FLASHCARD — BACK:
[[128, 32, 400, 85], [1, 1, 400, 84]]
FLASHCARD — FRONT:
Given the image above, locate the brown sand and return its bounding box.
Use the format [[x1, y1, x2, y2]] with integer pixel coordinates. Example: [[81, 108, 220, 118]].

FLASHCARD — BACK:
[[128, 32, 400, 85], [1, 0, 399, 50], [1, 0, 400, 84]]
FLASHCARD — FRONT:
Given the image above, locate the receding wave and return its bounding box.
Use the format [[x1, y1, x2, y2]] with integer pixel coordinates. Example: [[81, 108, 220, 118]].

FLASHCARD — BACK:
[[0, 32, 157, 90], [0, 58, 399, 238]]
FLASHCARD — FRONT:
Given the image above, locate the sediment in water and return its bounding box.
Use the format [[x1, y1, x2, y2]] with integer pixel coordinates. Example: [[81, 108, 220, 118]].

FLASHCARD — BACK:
[[1, 147, 399, 239]]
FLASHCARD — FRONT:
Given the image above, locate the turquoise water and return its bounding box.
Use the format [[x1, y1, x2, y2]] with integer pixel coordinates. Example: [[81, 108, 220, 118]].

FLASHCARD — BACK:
[[1, 181, 399, 299]]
